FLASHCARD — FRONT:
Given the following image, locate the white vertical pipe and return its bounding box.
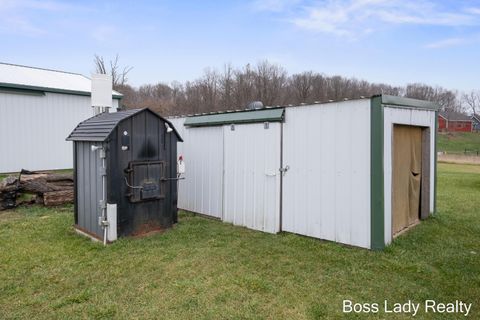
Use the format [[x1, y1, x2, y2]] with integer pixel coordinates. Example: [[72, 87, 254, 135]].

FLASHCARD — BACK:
[[102, 153, 107, 245]]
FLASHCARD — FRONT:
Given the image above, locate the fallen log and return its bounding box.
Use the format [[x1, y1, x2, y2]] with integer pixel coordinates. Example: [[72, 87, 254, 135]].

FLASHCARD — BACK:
[[0, 190, 17, 210], [46, 174, 73, 182], [21, 178, 63, 193], [0, 169, 74, 210], [43, 190, 74, 206]]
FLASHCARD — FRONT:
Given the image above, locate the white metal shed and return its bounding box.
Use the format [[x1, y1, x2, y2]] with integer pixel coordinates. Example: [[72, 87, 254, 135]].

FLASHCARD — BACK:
[[0, 63, 122, 173], [169, 95, 438, 249]]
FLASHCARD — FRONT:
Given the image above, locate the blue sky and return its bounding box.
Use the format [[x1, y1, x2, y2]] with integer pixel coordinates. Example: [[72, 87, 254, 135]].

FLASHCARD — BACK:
[[1, 0, 479, 91]]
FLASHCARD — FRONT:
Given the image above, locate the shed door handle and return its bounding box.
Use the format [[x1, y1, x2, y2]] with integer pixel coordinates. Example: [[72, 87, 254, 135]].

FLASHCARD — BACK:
[[279, 165, 290, 176]]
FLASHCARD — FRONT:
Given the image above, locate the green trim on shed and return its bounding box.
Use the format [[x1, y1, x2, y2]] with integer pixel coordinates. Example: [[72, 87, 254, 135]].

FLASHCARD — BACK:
[[0, 87, 45, 96], [184, 108, 285, 127], [0, 82, 123, 99], [370, 96, 385, 250], [434, 110, 438, 214], [381, 95, 439, 111]]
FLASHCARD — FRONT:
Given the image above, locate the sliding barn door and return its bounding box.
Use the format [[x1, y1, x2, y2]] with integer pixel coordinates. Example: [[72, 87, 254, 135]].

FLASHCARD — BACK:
[[222, 123, 281, 233], [392, 125, 422, 236]]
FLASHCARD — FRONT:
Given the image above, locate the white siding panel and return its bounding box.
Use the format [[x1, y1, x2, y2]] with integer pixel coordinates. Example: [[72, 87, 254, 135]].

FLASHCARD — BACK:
[[0, 92, 118, 173], [168, 118, 186, 158], [383, 106, 436, 245], [223, 123, 281, 233], [167, 117, 187, 209], [282, 100, 371, 248], [172, 124, 224, 218]]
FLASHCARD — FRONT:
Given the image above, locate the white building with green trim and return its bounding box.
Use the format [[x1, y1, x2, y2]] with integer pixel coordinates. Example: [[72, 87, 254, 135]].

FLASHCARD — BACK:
[[0, 62, 122, 173], [169, 95, 438, 249]]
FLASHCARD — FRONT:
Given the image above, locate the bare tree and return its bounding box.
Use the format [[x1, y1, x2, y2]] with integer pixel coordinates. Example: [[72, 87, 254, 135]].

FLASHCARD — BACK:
[[462, 90, 480, 115], [219, 63, 234, 110], [199, 68, 219, 110], [405, 83, 460, 111], [170, 81, 186, 114], [109, 59, 467, 117], [94, 54, 133, 89], [93, 55, 107, 74], [291, 71, 314, 103], [232, 64, 256, 107], [114, 83, 137, 108], [255, 61, 287, 106]]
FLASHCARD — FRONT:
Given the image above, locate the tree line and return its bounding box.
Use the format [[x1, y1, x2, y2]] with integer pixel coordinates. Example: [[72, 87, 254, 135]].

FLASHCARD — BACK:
[[95, 56, 478, 116]]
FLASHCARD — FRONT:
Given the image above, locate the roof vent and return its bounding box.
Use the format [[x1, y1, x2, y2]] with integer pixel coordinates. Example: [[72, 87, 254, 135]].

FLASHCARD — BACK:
[[246, 101, 264, 110]]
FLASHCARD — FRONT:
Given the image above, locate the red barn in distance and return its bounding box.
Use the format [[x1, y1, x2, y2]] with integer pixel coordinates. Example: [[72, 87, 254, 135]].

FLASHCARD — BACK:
[[438, 111, 473, 132]]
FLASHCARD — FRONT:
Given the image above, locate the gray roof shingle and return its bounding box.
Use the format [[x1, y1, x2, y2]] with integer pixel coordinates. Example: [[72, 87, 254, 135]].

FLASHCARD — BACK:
[[66, 108, 182, 142], [439, 110, 472, 121]]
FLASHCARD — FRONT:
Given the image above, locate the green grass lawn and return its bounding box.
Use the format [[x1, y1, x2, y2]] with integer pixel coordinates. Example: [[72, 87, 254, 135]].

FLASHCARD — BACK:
[[0, 173, 9, 180], [1, 163, 479, 319], [437, 132, 480, 153]]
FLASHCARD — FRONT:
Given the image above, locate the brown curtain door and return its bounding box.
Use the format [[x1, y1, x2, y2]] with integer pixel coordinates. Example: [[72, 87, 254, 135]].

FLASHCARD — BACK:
[[392, 125, 422, 236]]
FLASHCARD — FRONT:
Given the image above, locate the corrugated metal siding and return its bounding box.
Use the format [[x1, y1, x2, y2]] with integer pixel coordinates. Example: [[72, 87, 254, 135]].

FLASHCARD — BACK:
[[282, 100, 371, 248], [184, 126, 224, 218], [169, 117, 281, 229], [223, 123, 281, 233], [168, 118, 224, 219], [383, 106, 436, 245], [169, 99, 436, 249], [0, 91, 119, 173], [167, 117, 187, 207], [76, 141, 104, 237]]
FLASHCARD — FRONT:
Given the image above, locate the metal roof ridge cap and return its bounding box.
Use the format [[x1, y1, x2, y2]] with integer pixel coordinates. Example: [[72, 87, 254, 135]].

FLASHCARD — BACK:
[[381, 94, 439, 110], [184, 107, 285, 127], [0, 61, 84, 76]]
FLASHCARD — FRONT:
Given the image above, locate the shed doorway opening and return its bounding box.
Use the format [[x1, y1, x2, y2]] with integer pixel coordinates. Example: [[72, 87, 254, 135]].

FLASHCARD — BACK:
[[392, 124, 430, 237]]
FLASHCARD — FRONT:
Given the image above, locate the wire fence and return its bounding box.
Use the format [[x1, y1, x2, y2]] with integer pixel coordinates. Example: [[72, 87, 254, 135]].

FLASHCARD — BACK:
[[438, 149, 480, 156], [437, 150, 480, 165]]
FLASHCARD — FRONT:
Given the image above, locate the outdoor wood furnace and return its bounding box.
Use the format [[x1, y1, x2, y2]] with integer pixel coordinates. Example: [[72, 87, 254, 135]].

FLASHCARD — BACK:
[[67, 108, 183, 243]]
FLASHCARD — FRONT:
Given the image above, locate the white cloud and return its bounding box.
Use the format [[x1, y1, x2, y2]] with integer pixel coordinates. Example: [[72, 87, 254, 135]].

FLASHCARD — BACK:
[[255, 0, 480, 38], [0, 15, 46, 36], [425, 34, 480, 49], [466, 7, 480, 15], [0, 0, 86, 36], [424, 37, 467, 49]]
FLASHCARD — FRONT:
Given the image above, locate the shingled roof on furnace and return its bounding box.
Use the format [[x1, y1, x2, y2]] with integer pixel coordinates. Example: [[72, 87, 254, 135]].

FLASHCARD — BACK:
[[66, 108, 182, 142]]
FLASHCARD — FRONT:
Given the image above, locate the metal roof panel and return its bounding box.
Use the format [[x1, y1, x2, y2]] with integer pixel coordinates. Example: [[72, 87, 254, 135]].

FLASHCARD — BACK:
[[184, 108, 285, 127], [380, 94, 439, 110], [0, 62, 122, 98]]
